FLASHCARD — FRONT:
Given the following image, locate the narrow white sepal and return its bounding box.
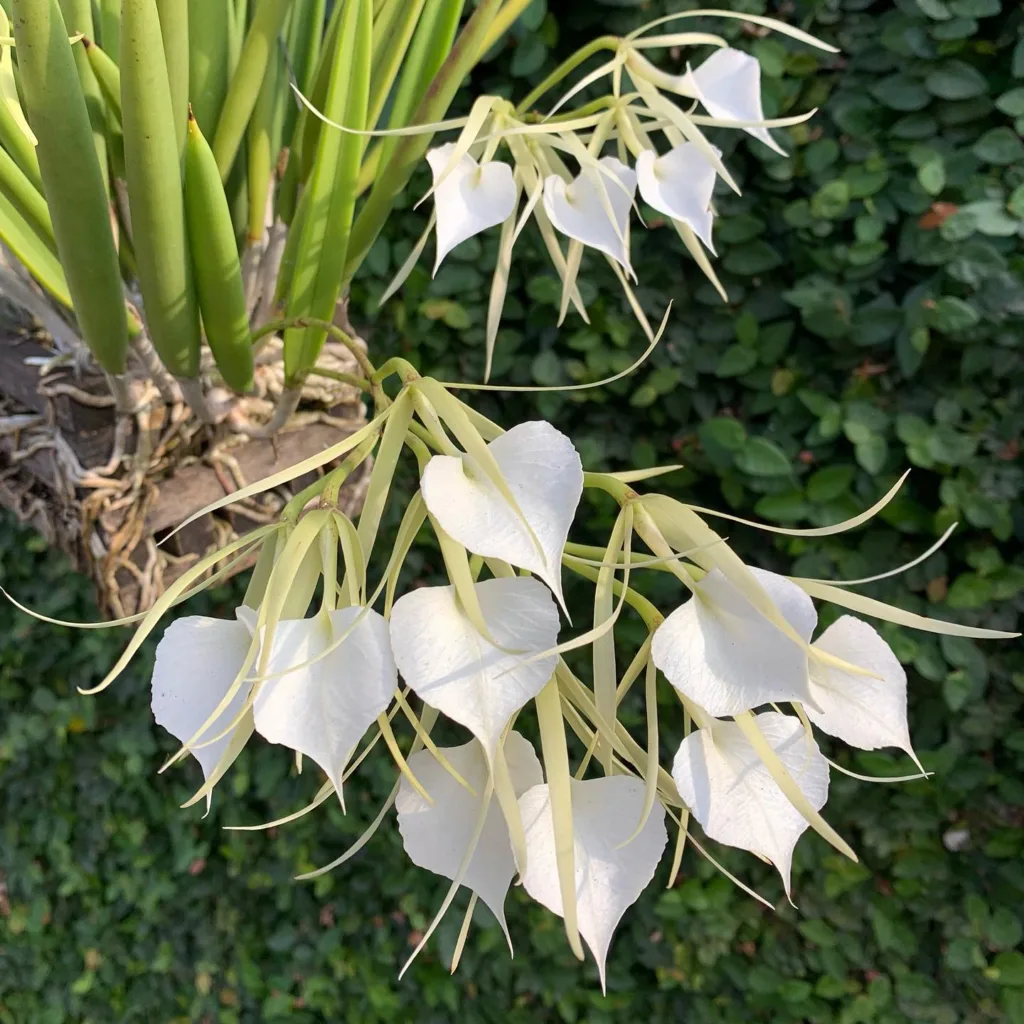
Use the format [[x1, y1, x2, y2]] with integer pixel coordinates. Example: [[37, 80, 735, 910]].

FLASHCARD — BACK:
[[389, 576, 560, 757], [396, 733, 543, 946], [690, 48, 787, 155], [542, 156, 637, 275], [636, 143, 717, 252], [519, 776, 668, 991], [151, 613, 254, 789], [427, 143, 518, 273], [673, 711, 829, 894], [808, 616, 916, 757], [250, 608, 397, 795], [652, 567, 817, 717], [420, 421, 583, 609]]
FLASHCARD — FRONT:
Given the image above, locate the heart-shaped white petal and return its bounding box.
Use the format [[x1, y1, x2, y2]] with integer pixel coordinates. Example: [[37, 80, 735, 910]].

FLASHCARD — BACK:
[[690, 48, 786, 156], [636, 143, 717, 252], [651, 567, 817, 717], [420, 420, 583, 609], [519, 776, 668, 991], [396, 732, 542, 944], [250, 608, 396, 793], [151, 613, 255, 789], [542, 156, 637, 274], [389, 576, 559, 757], [807, 616, 915, 756], [427, 143, 517, 273], [673, 711, 829, 894]]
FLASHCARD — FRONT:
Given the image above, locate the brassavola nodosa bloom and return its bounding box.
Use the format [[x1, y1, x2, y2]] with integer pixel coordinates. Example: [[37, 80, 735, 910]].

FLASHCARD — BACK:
[[11, 7, 1017, 989]]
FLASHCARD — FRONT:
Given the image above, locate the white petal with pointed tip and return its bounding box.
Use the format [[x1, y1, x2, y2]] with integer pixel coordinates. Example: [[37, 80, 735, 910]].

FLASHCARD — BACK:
[[807, 616, 915, 755], [542, 156, 637, 273], [673, 711, 829, 894], [691, 48, 786, 155], [251, 608, 397, 793], [427, 143, 517, 272], [652, 567, 817, 717], [389, 576, 559, 756], [396, 733, 542, 942], [420, 421, 583, 608], [151, 614, 254, 786], [636, 143, 717, 252], [519, 776, 668, 990]]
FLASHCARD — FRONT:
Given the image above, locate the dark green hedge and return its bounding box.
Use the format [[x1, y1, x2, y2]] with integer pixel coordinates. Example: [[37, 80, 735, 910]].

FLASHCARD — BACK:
[[3, 1, 1023, 1021]]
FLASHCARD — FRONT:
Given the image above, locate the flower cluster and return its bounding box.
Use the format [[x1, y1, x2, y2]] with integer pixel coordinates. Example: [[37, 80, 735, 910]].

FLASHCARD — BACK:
[[51, 366, 1013, 986], [361, 14, 836, 377], [22, 10, 1016, 991]]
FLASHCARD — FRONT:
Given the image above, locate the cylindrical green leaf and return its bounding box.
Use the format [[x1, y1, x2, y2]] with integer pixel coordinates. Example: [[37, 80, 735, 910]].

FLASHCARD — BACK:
[[0, 188, 71, 307], [211, 0, 294, 180], [155, 0, 190, 156], [0, 88, 42, 191], [283, 0, 371, 384], [246, 34, 284, 243], [281, 0, 326, 146], [185, 109, 255, 393], [57, 0, 108, 190], [121, 0, 202, 378], [82, 36, 121, 124], [11, 0, 128, 374], [188, 0, 231, 134], [97, 0, 120, 61], [297, 0, 344, 184], [0, 144, 54, 244]]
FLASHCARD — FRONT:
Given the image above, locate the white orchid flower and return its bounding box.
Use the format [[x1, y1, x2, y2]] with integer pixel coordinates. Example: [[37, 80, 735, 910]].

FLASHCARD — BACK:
[[673, 711, 830, 894], [651, 567, 818, 718], [389, 576, 560, 757], [419, 421, 583, 609], [244, 606, 397, 796], [519, 776, 668, 991], [426, 142, 517, 273], [636, 142, 717, 252], [152, 605, 397, 804], [396, 733, 542, 949], [542, 156, 637, 275], [690, 47, 786, 156], [806, 616, 916, 758], [151, 611, 257, 805]]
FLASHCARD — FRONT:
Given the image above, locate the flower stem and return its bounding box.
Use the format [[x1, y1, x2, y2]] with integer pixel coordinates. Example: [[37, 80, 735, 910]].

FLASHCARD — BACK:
[[515, 36, 619, 115]]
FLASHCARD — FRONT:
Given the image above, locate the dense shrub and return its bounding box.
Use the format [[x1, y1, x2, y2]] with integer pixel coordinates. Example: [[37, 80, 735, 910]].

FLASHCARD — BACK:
[[2, 1, 1022, 1021]]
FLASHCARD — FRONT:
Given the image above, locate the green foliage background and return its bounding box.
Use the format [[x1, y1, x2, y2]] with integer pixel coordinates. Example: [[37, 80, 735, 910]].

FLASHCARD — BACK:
[[3, 0, 1023, 1020]]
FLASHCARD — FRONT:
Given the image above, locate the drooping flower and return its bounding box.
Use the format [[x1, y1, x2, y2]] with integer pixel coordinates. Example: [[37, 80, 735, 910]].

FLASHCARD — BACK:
[[419, 420, 583, 608], [651, 566, 818, 717], [396, 733, 542, 946], [426, 142, 518, 273], [518, 775, 668, 990], [245, 607, 397, 796], [806, 615, 915, 757], [542, 156, 637, 275], [689, 47, 786, 156], [151, 611, 257, 804], [672, 711, 830, 894], [389, 576, 560, 757], [635, 142, 717, 251]]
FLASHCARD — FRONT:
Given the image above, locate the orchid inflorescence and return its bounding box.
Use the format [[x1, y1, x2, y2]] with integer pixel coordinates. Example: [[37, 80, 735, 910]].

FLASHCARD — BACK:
[[14, 10, 1018, 989], [334, 10, 841, 379], [30, 358, 1015, 986]]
